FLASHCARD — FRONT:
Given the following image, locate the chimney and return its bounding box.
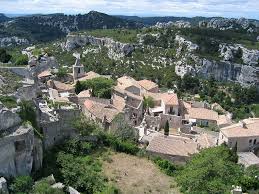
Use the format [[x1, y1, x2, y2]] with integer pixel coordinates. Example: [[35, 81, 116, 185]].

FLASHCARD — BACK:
[[239, 121, 246, 128]]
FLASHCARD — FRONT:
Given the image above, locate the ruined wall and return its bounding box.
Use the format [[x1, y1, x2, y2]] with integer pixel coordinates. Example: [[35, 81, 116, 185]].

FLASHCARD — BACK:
[[42, 108, 80, 149], [0, 125, 41, 178]]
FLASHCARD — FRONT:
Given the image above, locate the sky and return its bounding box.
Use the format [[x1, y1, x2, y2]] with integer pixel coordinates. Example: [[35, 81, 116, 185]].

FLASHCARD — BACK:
[[1, 0, 259, 19]]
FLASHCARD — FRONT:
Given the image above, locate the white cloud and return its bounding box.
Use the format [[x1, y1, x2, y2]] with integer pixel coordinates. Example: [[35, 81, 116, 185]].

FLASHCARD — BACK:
[[1, 0, 259, 19]]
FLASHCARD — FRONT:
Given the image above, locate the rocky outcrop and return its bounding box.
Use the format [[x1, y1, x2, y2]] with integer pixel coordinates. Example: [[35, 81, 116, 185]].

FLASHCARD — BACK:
[[0, 177, 8, 194], [63, 34, 135, 59], [219, 44, 259, 66], [199, 17, 256, 32], [0, 106, 21, 131], [175, 35, 199, 57], [0, 36, 29, 47], [154, 21, 191, 29], [196, 60, 258, 87], [0, 105, 43, 178], [0, 123, 35, 177]]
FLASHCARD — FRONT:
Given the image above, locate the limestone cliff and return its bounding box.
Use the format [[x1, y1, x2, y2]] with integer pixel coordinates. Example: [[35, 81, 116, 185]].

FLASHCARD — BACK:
[[63, 34, 135, 59], [0, 105, 43, 178]]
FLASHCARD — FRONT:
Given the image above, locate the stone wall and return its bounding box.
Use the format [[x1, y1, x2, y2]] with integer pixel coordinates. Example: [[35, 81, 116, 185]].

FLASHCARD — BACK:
[[41, 108, 80, 149], [0, 124, 42, 178]]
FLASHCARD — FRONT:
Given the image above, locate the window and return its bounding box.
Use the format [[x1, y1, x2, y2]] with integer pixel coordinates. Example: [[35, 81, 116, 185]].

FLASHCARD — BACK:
[[78, 68, 80, 74], [254, 139, 257, 145], [229, 141, 232, 147]]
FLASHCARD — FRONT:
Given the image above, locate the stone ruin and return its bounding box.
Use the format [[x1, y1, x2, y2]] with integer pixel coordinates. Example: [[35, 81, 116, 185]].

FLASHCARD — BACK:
[[0, 103, 43, 178]]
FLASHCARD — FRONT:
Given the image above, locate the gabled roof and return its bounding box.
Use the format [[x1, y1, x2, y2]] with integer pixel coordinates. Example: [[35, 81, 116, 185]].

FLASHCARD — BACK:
[[146, 135, 198, 157], [117, 76, 140, 90], [138, 79, 158, 91], [77, 90, 91, 98], [38, 70, 52, 79], [185, 107, 218, 121], [144, 92, 179, 106], [84, 99, 120, 123], [78, 71, 101, 81], [221, 118, 259, 138]]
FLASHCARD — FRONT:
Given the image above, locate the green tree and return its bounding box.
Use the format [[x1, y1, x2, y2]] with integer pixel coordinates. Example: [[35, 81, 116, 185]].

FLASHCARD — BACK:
[[14, 55, 28, 66], [75, 81, 84, 95], [18, 100, 38, 129], [32, 180, 65, 194], [176, 145, 242, 194], [82, 77, 115, 99], [0, 48, 11, 63], [164, 120, 169, 136], [56, 67, 67, 78], [9, 176, 33, 194], [73, 115, 99, 136], [143, 96, 155, 110], [112, 114, 138, 141], [57, 152, 105, 194]]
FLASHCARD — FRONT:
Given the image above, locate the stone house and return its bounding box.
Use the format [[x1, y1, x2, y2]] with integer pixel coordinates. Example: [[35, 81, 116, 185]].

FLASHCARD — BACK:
[[184, 107, 219, 127], [137, 79, 159, 93], [146, 135, 198, 163], [112, 86, 143, 126], [218, 118, 259, 152], [144, 92, 180, 116], [83, 99, 121, 131], [117, 76, 141, 96]]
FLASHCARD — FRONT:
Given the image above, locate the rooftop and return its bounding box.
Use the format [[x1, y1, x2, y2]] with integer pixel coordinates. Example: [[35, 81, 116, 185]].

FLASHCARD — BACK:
[[185, 107, 219, 121], [221, 118, 259, 138], [138, 79, 158, 91], [38, 70, 52, 79], [238, 152, 259, 168], [84, 99, 121, 123], [146, 135, 198, 157], [144, 92, 179, 106], [117, 76, 140, 90]]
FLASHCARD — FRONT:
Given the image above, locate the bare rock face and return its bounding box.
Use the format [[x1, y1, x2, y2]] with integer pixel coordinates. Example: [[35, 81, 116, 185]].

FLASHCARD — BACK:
[[68, 186, 80, 194], [175, 35, 199, 57], [0, 124, 34, 177], [196, 60, 259, 88], [0, 177, 9, 194], [0, 36, 29, 47], [64, 34, 135, 59], [219, 44, 259, 66], [154, 21, 191, 28], [0, 107, 21, 131], [199, 17, 255, 32]]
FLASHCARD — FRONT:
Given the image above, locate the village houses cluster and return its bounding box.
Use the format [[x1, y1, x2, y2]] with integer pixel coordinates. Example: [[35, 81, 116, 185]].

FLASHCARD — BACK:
[[36, 55, 259, 166], [1, 50, 259, 181]]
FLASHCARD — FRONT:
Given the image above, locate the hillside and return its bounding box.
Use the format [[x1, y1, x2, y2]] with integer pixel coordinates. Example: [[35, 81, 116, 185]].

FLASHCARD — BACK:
[[0, 11, 142, 43], [0, 13, 10, 23]]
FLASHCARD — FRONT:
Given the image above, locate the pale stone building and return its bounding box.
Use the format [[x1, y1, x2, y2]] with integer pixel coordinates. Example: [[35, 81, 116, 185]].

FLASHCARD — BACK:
[[218, 118, 259, 152]]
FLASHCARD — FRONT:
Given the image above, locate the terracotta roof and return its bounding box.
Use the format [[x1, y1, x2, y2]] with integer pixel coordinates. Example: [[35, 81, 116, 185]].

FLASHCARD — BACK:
[[146, 135, 198, 157], [112, 95, 126, 111], [78, 71, 101, 81], [138, 79, 158, 91], [77, 90, 91, 98], [221, 118, 259, 138], [160, 93, 179, 106], [186, 107, 218, 121], [38, 70, 52, 78], [114, 85, 143, 101], [84, 99, 120, 123], [52, 81, 74, 92], [117, 76, 140, 90], [144, 92, 179, 106]]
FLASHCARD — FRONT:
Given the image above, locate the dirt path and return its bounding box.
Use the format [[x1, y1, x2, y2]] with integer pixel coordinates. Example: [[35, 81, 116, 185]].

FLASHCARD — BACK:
[[103, 152, 181, 194]]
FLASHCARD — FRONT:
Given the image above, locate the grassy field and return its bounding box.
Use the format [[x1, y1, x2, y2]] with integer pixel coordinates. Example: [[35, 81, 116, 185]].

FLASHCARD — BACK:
[[102, 152, 181, 194]]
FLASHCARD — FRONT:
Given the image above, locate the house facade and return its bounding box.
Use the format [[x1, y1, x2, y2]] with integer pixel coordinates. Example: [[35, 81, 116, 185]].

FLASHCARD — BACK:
[[218, 118, 259, 152]]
